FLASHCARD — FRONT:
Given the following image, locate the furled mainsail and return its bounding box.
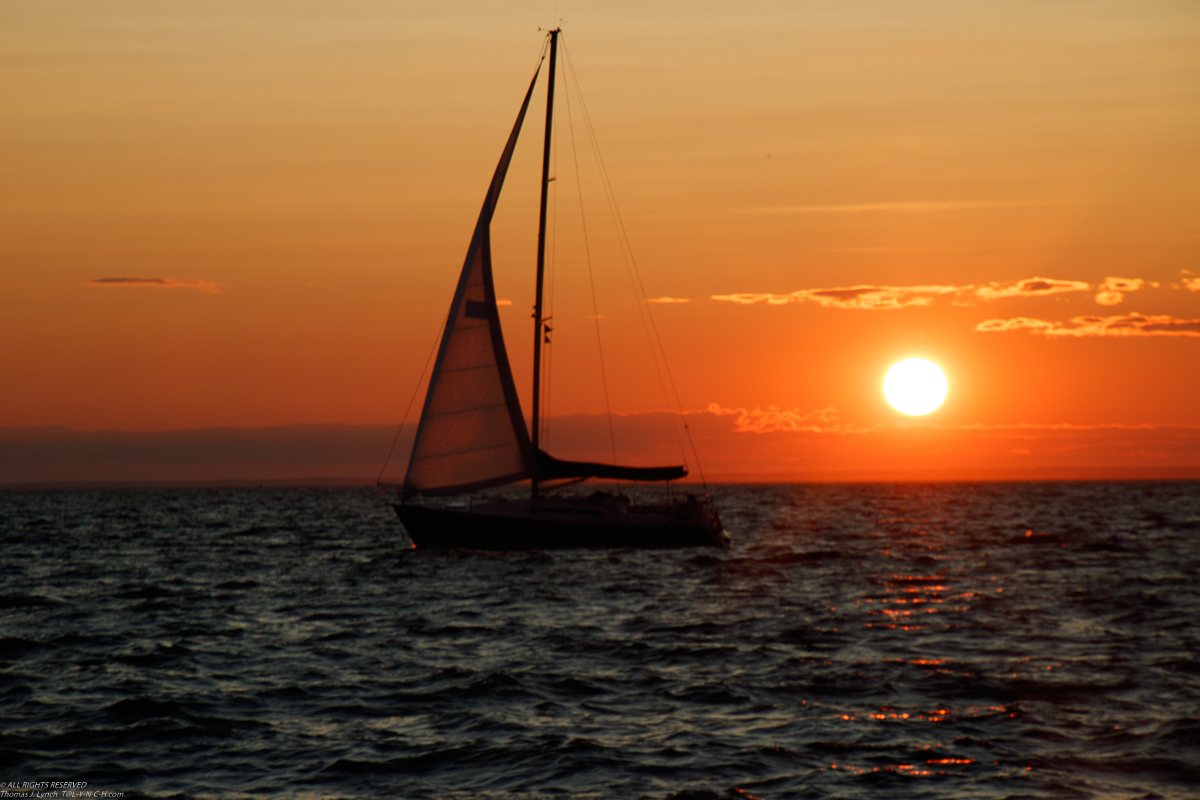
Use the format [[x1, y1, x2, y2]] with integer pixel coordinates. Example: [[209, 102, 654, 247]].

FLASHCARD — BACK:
[[536, 451, 687, 483]]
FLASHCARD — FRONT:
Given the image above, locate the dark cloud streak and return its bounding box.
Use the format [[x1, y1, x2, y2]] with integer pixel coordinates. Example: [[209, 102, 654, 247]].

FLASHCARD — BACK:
[[87, 277, 218, 293]]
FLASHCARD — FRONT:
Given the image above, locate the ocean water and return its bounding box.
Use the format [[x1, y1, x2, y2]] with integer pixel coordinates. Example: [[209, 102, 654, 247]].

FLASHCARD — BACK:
[[1, 482, 1198, 799]]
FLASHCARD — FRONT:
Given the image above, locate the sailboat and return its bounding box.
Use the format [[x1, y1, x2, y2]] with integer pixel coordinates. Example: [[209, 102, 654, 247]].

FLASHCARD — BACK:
[[391, 30, 729, 549]]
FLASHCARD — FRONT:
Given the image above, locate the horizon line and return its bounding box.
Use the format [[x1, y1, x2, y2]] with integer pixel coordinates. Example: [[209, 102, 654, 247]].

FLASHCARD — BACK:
[[4, 466, 1199, 491]]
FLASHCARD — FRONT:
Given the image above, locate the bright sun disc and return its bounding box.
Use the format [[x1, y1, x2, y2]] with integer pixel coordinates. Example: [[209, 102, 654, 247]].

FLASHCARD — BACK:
[[884, 359, 948, 416]]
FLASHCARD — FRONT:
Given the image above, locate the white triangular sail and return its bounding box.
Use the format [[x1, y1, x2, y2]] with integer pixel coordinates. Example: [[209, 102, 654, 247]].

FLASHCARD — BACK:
[[404, 74, 540, 496]]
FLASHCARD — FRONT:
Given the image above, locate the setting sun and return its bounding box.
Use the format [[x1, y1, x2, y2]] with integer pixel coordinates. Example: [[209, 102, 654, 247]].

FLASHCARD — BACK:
[[884, 359, 948, 416]]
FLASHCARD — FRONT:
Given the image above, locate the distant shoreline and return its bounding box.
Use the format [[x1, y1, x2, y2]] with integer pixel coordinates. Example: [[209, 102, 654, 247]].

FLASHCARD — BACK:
[[4, 421, 1198, 489], [3, 467, 1198, 490]]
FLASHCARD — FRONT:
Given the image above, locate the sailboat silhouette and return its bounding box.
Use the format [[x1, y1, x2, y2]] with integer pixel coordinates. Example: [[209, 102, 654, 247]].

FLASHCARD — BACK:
[[392, 30, 729, 549]]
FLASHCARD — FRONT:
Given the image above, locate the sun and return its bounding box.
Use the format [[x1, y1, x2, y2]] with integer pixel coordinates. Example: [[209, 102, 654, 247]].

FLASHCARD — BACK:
[[884, 359, 948, 416]]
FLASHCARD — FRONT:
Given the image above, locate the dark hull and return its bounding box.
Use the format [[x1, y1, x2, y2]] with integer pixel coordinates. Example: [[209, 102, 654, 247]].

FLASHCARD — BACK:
[[395, 504, 729, 549]]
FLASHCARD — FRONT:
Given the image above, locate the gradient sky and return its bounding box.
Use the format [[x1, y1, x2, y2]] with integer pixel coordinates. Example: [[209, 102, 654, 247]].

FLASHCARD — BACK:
[[3, 1, 1198, 478]]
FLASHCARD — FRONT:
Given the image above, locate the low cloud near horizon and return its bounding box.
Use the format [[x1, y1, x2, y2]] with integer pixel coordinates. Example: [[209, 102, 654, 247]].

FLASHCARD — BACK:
[[705, 403, 840, 433], [976, 313, 1200, 338]]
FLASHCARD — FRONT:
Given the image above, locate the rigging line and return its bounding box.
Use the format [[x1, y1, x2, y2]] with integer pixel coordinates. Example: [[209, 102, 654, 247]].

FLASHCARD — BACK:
[[561, 41, 681, 462], [561, 39, 706, 487], [560, 41, 685, 467], [562, 55, 618, 465], [562, 42, 706, 489], [376, 322, 444, 487], [562, 56, 706, 488]]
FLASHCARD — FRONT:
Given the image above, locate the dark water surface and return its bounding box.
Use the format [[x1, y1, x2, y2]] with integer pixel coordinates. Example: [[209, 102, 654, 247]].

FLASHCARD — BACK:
[[2, 482, 1198, 799]]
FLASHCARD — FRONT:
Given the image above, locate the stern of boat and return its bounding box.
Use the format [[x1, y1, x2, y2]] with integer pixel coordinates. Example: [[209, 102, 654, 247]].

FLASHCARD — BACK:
[[688, 493, 732, 548]]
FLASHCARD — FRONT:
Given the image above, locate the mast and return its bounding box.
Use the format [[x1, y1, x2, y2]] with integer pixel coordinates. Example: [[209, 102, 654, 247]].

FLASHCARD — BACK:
[[531, 28, 559, 496]]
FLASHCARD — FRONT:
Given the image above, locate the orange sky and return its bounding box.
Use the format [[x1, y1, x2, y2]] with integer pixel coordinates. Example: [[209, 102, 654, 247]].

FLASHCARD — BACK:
[[2, 1, 1198, 480]]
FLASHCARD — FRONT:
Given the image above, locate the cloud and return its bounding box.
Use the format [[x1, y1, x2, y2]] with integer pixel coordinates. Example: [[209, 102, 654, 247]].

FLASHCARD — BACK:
[[713, 274, 1179, 316], [495, 299, 513, 306], [976, 313, 1200, 337], [1183, 272, 1200, 292], [743, 201, 1005, 214], [714, 276, 1101, 310], [1094, 277, 1145, 306], [647, 297, 690, 304], [712, 284, 962, 309], [1099, 277, 1144, 292], [974, 317, 1058, 334], [706, 403, 840, 433], [974, 277, 1090, 301], [88, 277, 218, 294]]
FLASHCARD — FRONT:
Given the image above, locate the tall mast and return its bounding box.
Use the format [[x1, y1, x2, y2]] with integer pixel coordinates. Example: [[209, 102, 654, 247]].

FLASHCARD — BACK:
[[531, 28, 558, 495]]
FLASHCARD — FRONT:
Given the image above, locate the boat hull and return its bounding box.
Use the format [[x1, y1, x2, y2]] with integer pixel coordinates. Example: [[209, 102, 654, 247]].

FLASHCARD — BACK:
[[395, 500, 730, 550]]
